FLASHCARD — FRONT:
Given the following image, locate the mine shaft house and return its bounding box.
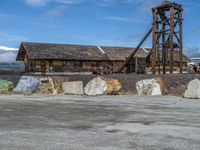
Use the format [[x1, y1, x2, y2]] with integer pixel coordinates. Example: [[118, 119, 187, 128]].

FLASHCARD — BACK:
[[16, 42, 189, 74]]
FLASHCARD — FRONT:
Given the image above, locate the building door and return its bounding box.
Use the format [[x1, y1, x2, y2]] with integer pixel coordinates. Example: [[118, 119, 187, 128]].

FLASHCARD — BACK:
[[41, 60, 46, 75]]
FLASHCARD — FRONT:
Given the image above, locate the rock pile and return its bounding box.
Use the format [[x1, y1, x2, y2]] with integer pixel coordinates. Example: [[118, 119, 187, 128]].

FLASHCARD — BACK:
[[84, 77, 121, 96]]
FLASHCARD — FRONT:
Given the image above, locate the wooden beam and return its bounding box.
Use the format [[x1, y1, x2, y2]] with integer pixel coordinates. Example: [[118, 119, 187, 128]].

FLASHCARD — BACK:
[[169, 7, 175, 73], [118, 27, 152, 73], [179, 10, 183, 73], [135, 58, 138, 74], [162, 15, 166, 74], [152, 8, 158, 74]]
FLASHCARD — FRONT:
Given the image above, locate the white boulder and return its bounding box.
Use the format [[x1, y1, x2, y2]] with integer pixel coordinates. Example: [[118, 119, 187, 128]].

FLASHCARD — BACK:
[[13, 76, 40, 94], [84, 77, 121, 96], [184, 79, 200, 99], [136, 78, 166, 96]]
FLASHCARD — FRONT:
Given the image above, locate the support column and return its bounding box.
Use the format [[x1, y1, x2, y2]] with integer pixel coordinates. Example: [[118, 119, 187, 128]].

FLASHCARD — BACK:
[[152, 8, 158, 74], [179, 10, 183, 73], [135, 58, 138, 74], [162, 16, 166, 74], [169, 7, 175, 73]]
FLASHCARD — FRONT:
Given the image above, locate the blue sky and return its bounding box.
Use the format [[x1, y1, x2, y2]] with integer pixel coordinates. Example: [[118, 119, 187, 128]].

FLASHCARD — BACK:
[[0, 0, 200, 56]]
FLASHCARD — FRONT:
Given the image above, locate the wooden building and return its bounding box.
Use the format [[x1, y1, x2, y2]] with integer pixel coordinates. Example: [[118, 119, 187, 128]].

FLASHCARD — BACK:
[[16, 42, 189, 74], [16, 42, 149, 74], [147, 49, 190, 73]]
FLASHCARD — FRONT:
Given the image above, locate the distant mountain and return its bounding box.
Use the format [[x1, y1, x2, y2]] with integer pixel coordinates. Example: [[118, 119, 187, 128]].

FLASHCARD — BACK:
[[0, 48, 24, 71], [0, 62, 24, 71], [189, 53, 200, 58], [0, 50, 18, 63], [0, 50, 18, 54]]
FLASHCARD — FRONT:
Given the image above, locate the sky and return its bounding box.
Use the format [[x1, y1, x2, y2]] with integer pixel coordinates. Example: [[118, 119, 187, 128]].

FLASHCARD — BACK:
[[0, 0, 200, 57]]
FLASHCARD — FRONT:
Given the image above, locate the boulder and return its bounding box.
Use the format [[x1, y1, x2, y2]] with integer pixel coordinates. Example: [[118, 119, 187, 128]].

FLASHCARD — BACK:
[[0, 80, 14, 94], [40, 77, 57, 94], [13, 76, 40, 94], [51, 77, 69, 94], [136, 78, 167, 96], [155, 77, 168, 95], [184, 79, 200, 99], [40, 77, 69, 94], [84, 77, 121, 96], [62, 81, 84, 95]]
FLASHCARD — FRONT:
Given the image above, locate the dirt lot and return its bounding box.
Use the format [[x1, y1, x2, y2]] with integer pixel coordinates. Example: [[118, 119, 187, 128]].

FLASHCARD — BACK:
[[0, 95, 200, 150]]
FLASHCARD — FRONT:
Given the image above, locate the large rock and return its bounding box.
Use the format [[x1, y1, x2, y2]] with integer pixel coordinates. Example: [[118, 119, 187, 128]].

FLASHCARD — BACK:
[[184, 79, 200, 99], [13, 76, 40, 94], [0, 80, 14, 94], [40, 77, 57, 94], [40, 77, 69, 94], [62, 81, 84, 95], [84, 77, 121, 96], [51, 77, 69, 94], [155, 77, 168, 94], [136, 78, 167, 96]]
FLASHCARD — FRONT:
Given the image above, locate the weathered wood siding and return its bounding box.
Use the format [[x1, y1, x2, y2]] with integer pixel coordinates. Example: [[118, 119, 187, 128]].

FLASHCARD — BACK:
[[24, 57, 147, 74]]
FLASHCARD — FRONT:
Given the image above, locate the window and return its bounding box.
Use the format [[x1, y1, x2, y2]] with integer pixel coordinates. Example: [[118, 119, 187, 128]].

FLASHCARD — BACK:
[[53, 61, 62, 65]]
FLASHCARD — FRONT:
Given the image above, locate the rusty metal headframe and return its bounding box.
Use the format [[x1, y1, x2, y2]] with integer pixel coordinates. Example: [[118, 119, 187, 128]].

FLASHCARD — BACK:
[[151, 1, 183, 74]]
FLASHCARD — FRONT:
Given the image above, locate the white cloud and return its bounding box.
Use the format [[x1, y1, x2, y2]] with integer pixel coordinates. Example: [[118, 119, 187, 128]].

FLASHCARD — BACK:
[[92, 0, 163, 13], [24, 0, 46, 6], [104, 16, 145, 24], [110, 0, 162, 13], [24, 0, 163, 8], [24, 0, 81, 6], [0, 32, 27, 44], [0, 46, 18, 51], [23, 0, 164, 16], [44, 5, 66, 17]]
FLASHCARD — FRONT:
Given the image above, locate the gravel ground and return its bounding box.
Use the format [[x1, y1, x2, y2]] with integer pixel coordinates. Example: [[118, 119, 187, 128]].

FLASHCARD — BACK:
[[0, 95, 200, 150]]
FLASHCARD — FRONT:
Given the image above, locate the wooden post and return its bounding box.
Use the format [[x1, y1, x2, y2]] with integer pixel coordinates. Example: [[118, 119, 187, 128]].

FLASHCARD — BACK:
[[157, 34, 161, 74], [80, 61, 83, 72], [152, 8, 158, 74], [135, 58, 138, 74], [179, 10, 183, 73], [162, 15, 166, 74], [169, 7, 175, 73], [96, 62, 99, 75]]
